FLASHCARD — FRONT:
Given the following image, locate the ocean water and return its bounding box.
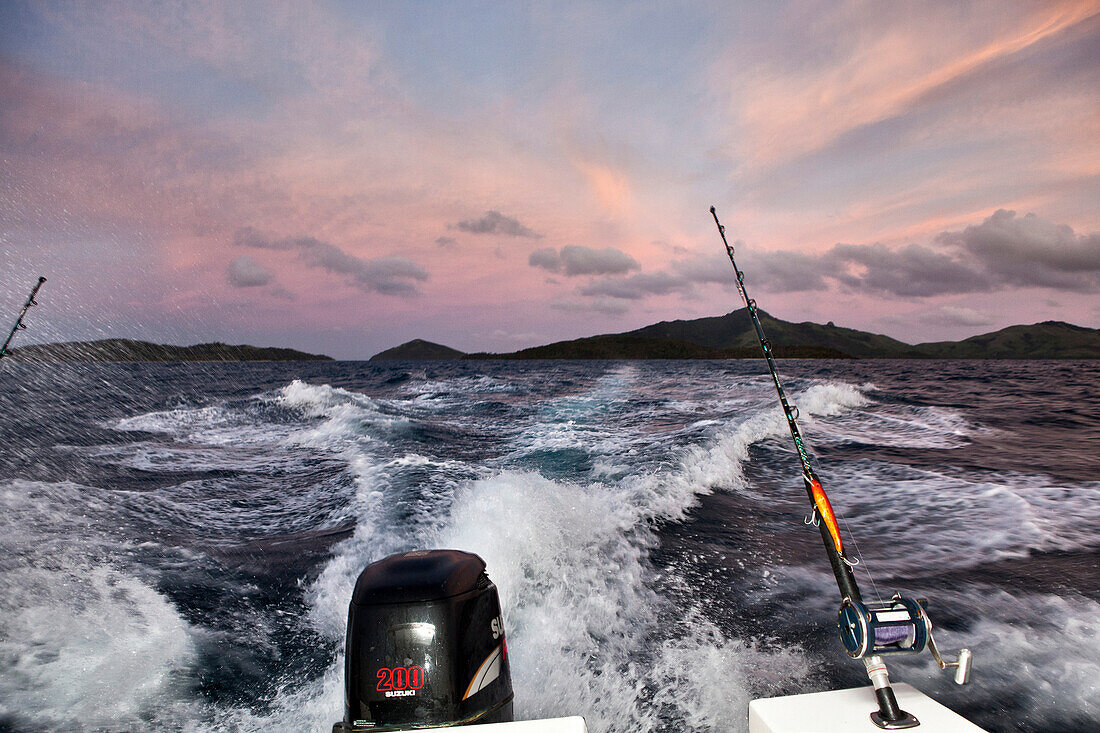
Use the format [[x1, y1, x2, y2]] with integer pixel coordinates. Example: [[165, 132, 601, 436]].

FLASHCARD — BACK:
[[0, 359, 1097, 732]]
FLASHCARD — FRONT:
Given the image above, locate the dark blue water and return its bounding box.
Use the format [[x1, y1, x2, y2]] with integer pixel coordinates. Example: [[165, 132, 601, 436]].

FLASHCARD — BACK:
[[0, 359, 1097, 732]]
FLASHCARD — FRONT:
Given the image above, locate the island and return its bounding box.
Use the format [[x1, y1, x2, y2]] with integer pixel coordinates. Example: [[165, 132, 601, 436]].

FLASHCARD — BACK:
[[369, 339, 466, 361], [5, 339, 333, 362], [369, 310, 1100, 361]]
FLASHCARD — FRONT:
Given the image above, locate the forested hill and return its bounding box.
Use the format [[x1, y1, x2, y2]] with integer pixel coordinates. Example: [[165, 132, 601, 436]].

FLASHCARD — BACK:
[[6, 339, 333, 362], [371, 311, 1099, 360]]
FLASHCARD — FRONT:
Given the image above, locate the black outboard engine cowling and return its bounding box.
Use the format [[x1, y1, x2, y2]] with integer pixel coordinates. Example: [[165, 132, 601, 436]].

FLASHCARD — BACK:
[[335, 550, 513, 731]]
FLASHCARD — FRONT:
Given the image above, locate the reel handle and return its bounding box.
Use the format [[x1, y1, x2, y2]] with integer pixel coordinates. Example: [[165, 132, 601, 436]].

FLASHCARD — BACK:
[[920, 598, 972, 685], [928, 632, 972, 685]]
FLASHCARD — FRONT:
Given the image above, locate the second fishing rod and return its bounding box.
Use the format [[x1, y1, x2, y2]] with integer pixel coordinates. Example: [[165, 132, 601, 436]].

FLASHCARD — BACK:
[[1, 277, 47, 360]]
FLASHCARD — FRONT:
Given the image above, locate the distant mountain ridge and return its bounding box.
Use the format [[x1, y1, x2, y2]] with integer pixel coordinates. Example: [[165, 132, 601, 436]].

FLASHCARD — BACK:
[[910, 321, 1099, 359], [464, 334, 851, 360], [371, 310, 1100, 360], [618, 309, 919, 358], [6, 339, 333, 362], [369, 339, 465, 361]]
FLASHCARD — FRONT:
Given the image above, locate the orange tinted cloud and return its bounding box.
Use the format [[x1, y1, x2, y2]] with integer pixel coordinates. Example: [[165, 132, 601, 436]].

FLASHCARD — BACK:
[[572, 158, 634, 216], [720, 0, 1099, 171]]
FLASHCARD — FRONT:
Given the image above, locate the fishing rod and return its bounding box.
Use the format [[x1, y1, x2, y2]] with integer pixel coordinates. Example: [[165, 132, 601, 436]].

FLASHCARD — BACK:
[[1, 277, 47, 360], [710, 207, 971, 730]]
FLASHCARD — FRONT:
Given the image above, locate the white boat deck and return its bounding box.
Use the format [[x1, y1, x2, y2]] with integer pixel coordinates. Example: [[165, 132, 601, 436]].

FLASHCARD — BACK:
[[750, 682, 987, 732], [403, 683, 987, 732], [416, 717, 588, 732]]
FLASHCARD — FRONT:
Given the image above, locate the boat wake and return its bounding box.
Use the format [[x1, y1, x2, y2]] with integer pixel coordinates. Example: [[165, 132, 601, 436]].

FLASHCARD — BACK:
[[0, 361, 1097, 732]]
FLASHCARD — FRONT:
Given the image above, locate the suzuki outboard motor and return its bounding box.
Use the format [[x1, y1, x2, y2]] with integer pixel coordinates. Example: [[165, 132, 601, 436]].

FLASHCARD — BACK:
[[334, 550, 513, 731]]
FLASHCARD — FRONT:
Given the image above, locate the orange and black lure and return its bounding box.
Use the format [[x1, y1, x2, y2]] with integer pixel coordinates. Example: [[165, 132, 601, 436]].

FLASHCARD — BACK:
[[808, 474, 845, 559]]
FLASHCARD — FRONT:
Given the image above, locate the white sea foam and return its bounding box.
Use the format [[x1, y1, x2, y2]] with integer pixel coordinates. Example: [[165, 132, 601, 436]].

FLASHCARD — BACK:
[[793, 382, 870, 416], [114, 401, 299, 448], [739, 562, 1100, 732], [0, 563, 197, 728], [254, 377, 883, 732], [116, 404, 231, 434], [402, 373, 525, 399], [645, 614, 809, 731], [885, 589, 1100, 732], [432, 473, 810, 731], [961, 591, 1100, 728], [813, 462, 1100, 574], [0, 481, 199, 730], [810, 403, 976, 449], [621, 382, 871, 518], [275, 379, 413, 446], [83, 440, 312, 475], [197, 660, 345, 733], [499, 366, 643, 457]]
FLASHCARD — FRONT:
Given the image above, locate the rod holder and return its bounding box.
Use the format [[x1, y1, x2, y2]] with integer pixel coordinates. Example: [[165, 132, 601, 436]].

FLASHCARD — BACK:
[[865, 656, 919, 729]]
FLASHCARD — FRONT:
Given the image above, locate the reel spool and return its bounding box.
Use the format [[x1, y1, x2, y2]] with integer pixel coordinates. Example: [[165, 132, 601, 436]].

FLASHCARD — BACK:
[[838, 593, 973, 685], [838, 595, 928, 659]]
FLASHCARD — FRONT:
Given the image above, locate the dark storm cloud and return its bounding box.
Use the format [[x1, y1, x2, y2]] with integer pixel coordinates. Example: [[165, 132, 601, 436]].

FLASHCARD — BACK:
[[667, 238, 987, 299], [570, 252, 730, 303], [528, 245, 640, 276], [742, 250, 833, 292], [670, 250, 734, 286], [455, 210, 542, 239], [233, 227, 293, 250], [822, 242, 992, 296], [226, 255, 273, 287], [816, 210, 1100, 296], [671, 247, 829, 292], [234, 228, 428, 296], [936, 209, 1100, 292], [529, 248, 563, 273], [663, 211, 1099, 300], [572, 247, 826, 305], [269, 285, 297, 301]]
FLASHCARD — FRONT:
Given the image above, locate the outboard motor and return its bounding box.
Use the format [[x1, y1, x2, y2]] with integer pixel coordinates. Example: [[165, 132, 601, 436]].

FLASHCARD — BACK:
[[334, 550, 513, 731]]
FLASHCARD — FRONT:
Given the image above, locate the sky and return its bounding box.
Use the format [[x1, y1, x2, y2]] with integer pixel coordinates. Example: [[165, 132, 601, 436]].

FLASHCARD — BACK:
[[1, 0, 1097, 360]]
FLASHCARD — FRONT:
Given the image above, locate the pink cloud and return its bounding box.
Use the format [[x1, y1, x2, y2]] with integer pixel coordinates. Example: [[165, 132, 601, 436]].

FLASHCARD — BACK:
[[714, 0, 1099, 172], [571, 157, 634, 216]]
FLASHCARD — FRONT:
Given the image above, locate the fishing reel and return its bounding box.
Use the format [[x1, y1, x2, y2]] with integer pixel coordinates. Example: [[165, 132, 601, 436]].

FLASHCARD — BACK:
[[838, 593, 973, 684]]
